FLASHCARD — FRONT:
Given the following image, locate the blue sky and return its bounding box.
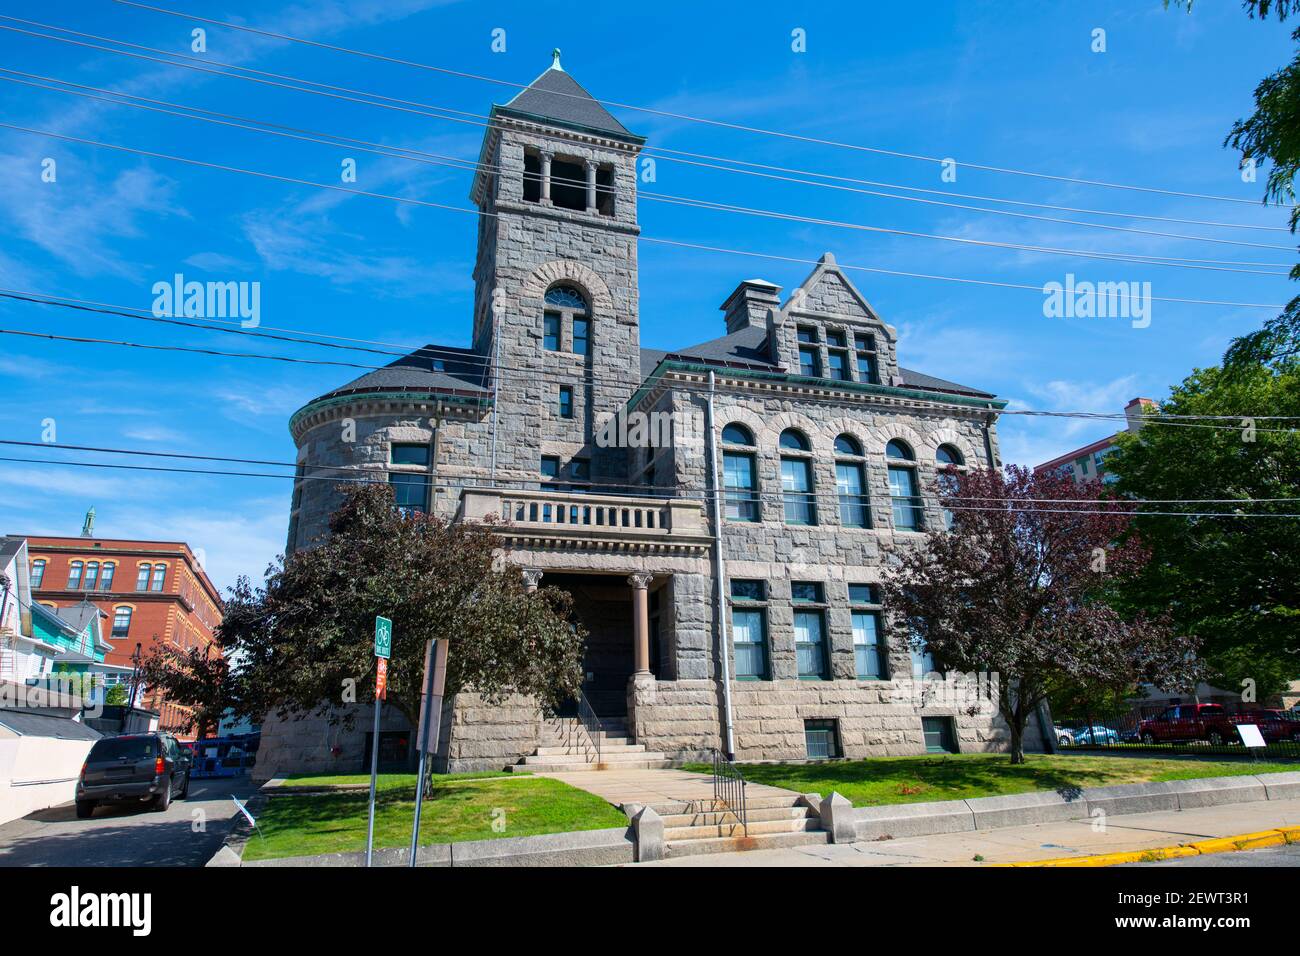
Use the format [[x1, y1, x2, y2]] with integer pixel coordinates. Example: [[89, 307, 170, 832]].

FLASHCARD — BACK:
[[0, 0, 1294, 591]]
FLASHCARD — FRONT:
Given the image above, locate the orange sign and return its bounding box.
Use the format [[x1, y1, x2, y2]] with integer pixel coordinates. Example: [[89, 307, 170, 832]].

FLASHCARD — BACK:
[[376, 657, 388, 700]]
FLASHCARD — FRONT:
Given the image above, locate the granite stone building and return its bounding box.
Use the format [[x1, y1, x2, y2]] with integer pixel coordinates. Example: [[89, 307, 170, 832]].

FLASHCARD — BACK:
[[257, 54, 1044, 779]]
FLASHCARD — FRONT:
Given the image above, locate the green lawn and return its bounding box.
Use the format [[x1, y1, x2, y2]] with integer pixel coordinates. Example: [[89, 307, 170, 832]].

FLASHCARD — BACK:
[[681, 754, 1297, 807], [280, 771, 518, 788], [243, 774, 626, 861]]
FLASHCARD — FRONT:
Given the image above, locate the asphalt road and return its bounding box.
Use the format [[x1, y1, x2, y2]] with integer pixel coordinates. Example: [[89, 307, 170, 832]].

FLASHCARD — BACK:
[[0, 777, 259, 867], [1130, 843, 1300, 867]]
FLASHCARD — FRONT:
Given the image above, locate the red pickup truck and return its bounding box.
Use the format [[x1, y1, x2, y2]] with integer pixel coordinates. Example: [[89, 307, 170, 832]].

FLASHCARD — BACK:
[[1137, 703, 1269, 746]]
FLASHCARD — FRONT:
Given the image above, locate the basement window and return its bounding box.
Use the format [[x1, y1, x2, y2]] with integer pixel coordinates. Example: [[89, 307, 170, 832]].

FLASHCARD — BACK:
[[922, 716, 958, 754], [804, 719, 841, 759]]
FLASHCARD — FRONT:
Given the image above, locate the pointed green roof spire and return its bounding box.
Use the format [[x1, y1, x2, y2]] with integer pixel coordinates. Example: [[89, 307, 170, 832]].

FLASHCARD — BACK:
[[80, 506, 96, 538], [550, 48, 563, 72]]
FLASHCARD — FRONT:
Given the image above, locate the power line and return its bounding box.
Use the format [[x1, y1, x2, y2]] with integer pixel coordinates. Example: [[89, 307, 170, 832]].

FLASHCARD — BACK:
[[4, 288, 1299, 434], [2, 452, 1297, 518], [105, 0, 1299, 209], [1, 120, 1288, 312], [3, 73, 1289, 277], [7, 438, 1300, 504], [3, 65, 1293, 260]]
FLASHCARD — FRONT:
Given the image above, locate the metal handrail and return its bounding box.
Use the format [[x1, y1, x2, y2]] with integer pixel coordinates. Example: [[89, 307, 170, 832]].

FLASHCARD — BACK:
[[576, 688, 602, 766], [712, 749, 748, 837]]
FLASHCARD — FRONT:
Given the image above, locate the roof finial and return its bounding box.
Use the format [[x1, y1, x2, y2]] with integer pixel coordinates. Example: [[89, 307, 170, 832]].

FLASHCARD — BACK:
[[551, 48, 564, 72]]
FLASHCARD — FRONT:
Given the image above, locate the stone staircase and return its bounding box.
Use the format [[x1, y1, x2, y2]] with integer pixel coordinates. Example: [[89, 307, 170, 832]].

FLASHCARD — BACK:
[[654, 795, 829, 857], [512, 716, 674, 772]]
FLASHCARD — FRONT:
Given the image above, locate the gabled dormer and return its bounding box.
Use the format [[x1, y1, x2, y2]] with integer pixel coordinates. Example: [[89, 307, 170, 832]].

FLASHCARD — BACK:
[[769, 253, 900, 387]]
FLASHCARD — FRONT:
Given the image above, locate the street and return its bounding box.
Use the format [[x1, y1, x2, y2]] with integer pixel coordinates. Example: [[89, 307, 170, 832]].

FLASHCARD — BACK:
[[1132, 843, 1300, 868], [0, 778, 259, 867]]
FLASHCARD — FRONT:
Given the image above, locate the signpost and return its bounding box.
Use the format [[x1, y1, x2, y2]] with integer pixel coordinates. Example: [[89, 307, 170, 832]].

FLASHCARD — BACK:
[[364, 616, 393, 868], [408, 638, 448, 867]]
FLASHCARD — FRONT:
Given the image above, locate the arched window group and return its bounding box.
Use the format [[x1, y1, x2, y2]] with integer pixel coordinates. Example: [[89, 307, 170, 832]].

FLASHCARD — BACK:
[[720, 424, 968, 532], [542, 284, 590, 357]]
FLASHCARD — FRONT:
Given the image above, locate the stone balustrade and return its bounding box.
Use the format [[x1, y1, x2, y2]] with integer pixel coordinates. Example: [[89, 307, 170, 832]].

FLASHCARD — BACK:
[[456, 487, 709, 546]]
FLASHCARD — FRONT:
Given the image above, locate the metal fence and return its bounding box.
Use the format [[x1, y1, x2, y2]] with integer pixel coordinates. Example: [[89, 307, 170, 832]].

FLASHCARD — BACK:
[[1052, 703, 1300, 758]]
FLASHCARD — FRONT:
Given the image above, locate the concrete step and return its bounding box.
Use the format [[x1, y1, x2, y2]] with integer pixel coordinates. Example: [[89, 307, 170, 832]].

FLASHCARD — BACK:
[[645, 795, 808, 817], [658, 806, 810, 828], [664, 817, 821, 842], [665, 829, 831, 858], [522, 750, 668, 766], [535, 743, 648, 756], [511, 759, 677, 773], [539, 734, 636, 747]]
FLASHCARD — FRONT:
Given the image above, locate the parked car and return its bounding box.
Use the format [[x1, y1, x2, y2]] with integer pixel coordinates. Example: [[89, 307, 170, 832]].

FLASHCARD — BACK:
[[75, 732, 192, 818], [1137, 703, 1257, 746], [1246, 709, 1300, 744], [1070, 725, 1120, 745], [1054, 726, 1075, 747]]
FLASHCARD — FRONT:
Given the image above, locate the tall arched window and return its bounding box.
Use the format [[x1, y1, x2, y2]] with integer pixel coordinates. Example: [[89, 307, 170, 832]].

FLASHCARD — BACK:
[[83, 561, 100, 591], [29, 559, 45, 588], [100, 562, 115, 591], [150, 564, 167, 592], [834, 433, 870, 528], [780, 429, 816, 526], [112, 606, 133, 639], [136, 564, 151, 591], [544, 285, 590, 356], [936, 444, 965, 530], [67, 561, 83, 589], [722, 424, 759, 522], [887, 440, 923, 530]]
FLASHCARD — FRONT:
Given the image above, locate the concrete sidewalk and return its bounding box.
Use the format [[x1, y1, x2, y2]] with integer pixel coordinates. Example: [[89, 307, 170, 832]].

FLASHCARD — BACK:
[[534, 767, 801, 808], [635, 797, 1300, 867]]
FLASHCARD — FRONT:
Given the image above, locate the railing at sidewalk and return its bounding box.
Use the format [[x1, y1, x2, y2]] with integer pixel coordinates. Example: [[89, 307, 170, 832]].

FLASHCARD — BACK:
[[712, 749, 748, 837], [577, 689, 602, 766]]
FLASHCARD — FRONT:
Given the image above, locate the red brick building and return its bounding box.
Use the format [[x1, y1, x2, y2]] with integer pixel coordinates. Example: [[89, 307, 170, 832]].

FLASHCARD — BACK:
[[26, 536, 222, 732]]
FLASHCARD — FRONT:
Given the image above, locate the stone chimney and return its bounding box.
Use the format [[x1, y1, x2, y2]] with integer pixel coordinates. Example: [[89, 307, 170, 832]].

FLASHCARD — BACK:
[[1124, 397, 1157, 433], [721, 279, 781, 334]]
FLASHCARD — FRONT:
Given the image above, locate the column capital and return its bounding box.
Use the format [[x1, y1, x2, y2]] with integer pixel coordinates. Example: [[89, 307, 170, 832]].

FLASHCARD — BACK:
[[522, 569, 544, 590], [627, 571, 653, 590], [539, 148, 555, 163], [583, 157, 598, 172]]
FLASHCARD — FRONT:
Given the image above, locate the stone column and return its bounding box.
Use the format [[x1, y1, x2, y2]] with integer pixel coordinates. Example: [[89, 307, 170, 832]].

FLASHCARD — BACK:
[[584, 159, 598, 213], [522, 569, 543, 593], [539, 149, 554, 205], [628, 572, 652, 674]]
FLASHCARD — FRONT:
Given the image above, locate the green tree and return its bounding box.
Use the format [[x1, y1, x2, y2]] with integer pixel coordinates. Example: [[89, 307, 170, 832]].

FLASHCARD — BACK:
[[1106, 359, 1300, 699], [143, 482, 586, 733], [1168, 1, 1300, 366], [881, 465, 1198, 763], [103, 684, 128, 707]]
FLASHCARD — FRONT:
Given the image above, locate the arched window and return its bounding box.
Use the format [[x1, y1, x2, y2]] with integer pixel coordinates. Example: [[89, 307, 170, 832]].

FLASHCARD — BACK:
[[886, 440, 915, 461], [136, 564, 151, 591], [150, 564, 167, 592], [67, 561, 83, 589], [544, 285, 587, 310], [83, 561, 100, 591], [543, 285, 590, 357], [780, 429, 816, 525], [722, 424, 758, 521], [99, 562, 115, 591], [834, 434, 862, 457], [779, 428, 810, 452], [936, 444, 964, 466], [29, 559, 45, 588], [936, 445, 965, 529], [834, 434, 869, 528], [721, 423, 754, 446], [887, 440, 923, 530]]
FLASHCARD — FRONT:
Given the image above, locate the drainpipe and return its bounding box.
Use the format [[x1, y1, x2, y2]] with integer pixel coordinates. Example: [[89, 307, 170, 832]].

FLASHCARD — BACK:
[[705, 370, 737, 759]]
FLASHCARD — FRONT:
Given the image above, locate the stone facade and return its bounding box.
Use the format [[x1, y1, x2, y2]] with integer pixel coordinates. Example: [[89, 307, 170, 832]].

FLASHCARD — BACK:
[[256, 58, 1044, 780]]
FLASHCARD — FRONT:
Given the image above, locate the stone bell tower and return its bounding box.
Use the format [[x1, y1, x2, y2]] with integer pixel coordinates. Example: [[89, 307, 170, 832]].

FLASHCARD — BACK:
[[468, 51, 645, 488]]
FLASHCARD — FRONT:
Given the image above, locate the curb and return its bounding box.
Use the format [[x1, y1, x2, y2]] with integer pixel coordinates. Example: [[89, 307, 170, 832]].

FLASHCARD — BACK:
[[1001, 825, 1300, 867]]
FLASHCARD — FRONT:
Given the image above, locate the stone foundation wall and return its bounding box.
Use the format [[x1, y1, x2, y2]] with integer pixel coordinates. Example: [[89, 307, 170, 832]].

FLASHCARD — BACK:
[[440, 692, 541, 773], [253, 704, 414, 782], [628, 677, 1046, 763]]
